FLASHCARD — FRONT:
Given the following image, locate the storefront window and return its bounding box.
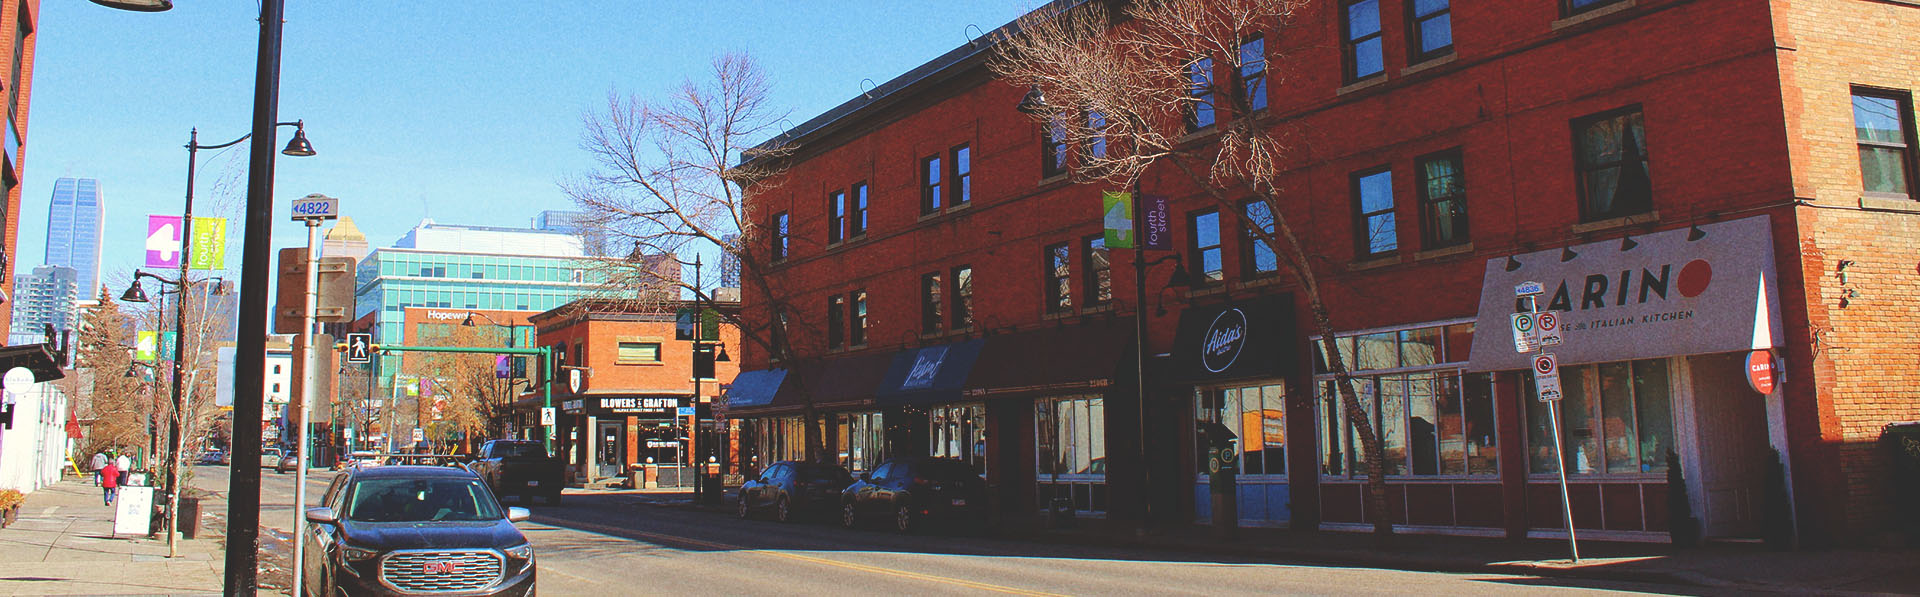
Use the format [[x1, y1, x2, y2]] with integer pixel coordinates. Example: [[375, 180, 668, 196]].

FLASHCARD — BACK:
[[930, 404, 988, 476], [1196, 383, 1286, 476], [1527, 358, 1670, 475], [1315, 320, 1496, 478], [835, 411, 885, 474], [1036, 395, 1106, 512]]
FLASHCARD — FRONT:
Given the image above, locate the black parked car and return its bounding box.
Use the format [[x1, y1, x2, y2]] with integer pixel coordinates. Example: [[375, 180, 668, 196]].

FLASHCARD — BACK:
[[737, 461, 853, 523], [840, 457, 987, 533], [302, 465, 536, 596]]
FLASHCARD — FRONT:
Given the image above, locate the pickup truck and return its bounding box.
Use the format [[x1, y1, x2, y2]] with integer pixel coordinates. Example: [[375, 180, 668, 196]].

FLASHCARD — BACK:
[[467, 440, 565, 506]]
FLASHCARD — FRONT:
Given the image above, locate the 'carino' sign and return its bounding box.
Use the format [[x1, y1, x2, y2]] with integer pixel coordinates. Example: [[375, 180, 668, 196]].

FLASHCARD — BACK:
[[1467, 215, 1784, 371]]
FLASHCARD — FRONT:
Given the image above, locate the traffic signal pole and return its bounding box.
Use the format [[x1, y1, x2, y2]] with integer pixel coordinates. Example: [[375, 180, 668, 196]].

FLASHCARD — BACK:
[[370, 344, 555, 453]]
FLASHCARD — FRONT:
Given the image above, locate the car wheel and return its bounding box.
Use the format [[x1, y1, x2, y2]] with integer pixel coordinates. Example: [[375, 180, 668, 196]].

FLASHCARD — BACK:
[[840, 502, 858, 529], [775, 496, 791, 523], [736, 494, 751, 519], [895, 504, 915, 534]]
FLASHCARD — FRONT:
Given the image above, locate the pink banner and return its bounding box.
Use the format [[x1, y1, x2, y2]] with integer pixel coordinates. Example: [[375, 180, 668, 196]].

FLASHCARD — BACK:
[[145, 215, 182, 269]]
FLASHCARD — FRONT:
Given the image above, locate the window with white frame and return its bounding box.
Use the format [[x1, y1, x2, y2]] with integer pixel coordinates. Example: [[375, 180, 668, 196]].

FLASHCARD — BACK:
[[1314, 321, 1496, 477]]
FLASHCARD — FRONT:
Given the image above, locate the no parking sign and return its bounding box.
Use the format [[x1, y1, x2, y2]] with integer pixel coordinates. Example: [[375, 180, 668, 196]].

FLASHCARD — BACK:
[[1533, 353, 1562, 402]]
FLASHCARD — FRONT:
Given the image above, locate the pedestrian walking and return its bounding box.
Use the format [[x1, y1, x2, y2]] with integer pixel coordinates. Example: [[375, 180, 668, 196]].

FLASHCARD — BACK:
[[113, 452, 131, 486], [100, 460, 120, 506], [90, 452, 108, 486]]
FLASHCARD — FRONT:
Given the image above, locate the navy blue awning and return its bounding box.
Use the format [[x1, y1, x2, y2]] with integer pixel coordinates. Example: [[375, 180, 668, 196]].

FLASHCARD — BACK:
[[722, 369, 789, 409], [875, 339, 985, 406]]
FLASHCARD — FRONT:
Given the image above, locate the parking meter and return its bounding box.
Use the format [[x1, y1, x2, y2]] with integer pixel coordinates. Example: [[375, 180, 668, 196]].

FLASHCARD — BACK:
[[1197, 421, 1240, 539]]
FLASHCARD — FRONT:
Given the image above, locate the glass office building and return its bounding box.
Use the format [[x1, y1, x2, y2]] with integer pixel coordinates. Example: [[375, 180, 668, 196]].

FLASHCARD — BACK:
[[44, 178, 103, 296]]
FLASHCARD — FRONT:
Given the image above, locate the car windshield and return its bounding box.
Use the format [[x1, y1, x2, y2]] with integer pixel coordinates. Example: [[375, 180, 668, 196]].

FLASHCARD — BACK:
[[344, 478, 503, 523], [490, 443, 546, 459]]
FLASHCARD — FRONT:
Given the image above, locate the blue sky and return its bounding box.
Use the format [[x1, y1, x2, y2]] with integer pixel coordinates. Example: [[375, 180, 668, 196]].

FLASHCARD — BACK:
[[21, 1, 1037, 294]]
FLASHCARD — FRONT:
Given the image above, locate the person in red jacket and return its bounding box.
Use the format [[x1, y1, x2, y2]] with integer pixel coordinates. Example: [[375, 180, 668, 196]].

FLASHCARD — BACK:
[[99, 461, 120, 506]]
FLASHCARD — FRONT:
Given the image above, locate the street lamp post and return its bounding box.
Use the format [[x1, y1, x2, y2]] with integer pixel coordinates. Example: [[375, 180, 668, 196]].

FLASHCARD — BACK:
[[120, 270, 225, 556]]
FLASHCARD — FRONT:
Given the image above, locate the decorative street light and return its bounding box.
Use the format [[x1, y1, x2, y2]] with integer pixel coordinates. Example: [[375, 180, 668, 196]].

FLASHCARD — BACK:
[[120, 269, 226, 556], [90, 0, 304, 590]]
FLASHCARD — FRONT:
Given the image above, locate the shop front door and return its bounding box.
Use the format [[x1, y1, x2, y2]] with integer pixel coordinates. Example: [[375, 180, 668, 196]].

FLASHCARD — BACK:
[[1689, 352, 1770, 538], [597, 421, 625, 479]]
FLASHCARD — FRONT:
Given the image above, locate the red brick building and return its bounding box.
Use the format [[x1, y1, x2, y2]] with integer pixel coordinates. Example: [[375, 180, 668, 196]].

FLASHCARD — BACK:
[[728, 0, 1920, 545], [0, 0, 38, 340]]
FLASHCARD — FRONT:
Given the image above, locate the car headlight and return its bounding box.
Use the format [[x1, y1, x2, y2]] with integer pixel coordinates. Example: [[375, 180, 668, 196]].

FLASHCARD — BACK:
[[503, 542, 534, 572], [341, 544, 380, 562]]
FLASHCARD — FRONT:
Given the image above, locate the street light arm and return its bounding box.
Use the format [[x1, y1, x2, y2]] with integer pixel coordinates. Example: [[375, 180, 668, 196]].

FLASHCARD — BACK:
[[186, 121, 305, 151], [134, 270, 184, 287]]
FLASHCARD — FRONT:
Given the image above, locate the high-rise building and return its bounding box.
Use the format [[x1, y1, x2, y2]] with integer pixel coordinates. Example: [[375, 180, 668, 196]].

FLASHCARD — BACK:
[[719, 234, 741, 289], [322, 215, 371, 263], [8, 265, 77, 346], [533, 210, 607, 256], [43, 178, 104, 298], [0, 1, 41, 341]]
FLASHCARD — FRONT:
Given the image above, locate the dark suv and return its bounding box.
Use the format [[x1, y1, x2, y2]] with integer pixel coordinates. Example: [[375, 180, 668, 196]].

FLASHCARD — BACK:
[[840, 457, 986, 533], [303, 465, 536, 596]]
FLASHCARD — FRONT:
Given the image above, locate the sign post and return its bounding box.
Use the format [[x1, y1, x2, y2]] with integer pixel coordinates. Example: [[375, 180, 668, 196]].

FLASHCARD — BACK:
[[288, 194, 336, 593], [1517, 282, 1579, 562]]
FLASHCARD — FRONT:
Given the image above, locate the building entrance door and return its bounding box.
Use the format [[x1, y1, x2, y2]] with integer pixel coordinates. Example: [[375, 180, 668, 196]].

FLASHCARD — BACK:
[[597, 421, 624, 479], [1689, 352, 1770, 538]]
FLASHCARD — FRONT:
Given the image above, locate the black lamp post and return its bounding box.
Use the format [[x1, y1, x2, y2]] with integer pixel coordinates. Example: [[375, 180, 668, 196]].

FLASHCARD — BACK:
[[1017, 90, 1190, 528], [121, 270, 226, 555], [90, 0, 301, 589]]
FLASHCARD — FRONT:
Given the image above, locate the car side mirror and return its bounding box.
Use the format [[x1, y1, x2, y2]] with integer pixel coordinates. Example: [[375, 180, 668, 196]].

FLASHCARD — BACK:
[[506, 507, 531, 523], [304, 507, 338, 525]]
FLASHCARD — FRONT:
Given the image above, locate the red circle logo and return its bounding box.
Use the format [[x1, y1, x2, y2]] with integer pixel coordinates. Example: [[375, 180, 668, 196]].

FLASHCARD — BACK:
[[1677, 259, 1713, 298]]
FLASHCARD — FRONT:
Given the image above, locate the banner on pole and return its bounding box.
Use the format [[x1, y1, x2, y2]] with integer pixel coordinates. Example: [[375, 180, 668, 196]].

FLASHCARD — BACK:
[[145, 216, 182, 269], [1141, 194, 1171, 251], [135, 331, 158, 361], [1102, 191, 1135, 249], [188, 217, 228, 270]]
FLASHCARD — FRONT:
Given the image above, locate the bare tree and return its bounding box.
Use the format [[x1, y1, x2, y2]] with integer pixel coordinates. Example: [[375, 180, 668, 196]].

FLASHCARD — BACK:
[[74, 289, 147, 460], [993, 0, 1395, 537], [564, 54, 832, 462], [401, 323, 516, 452]]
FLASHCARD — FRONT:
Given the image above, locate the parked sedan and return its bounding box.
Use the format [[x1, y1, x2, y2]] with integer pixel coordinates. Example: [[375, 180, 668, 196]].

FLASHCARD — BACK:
[[198, 450, 228, 465], [736, 461, 852, 523], [840, 457, 986, 533], [302, 465, 536, 596], [261, 447, 284, 469]]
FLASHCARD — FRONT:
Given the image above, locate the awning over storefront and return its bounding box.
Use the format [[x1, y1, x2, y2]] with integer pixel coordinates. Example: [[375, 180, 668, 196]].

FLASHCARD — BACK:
[[1169, 294, 1296, 383], [963, 319, 1131, 399], [1466, 215, 1785, 372], [876, 339, 984, 406], [723, 369, 789, 409], [0, 344, 64, 387], [725, 351, 892, 417]]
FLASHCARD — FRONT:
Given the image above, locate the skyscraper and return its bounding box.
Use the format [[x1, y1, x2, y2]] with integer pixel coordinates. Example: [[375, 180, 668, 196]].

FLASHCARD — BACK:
[[44, 178, 104, 297], [8, 265, 77, 346]]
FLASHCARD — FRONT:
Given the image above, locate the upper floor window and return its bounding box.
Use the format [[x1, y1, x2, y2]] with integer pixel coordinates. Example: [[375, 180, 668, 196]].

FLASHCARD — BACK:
[[1343, 0, 1384, 82], [617, 342, 662, 364], [1573, 107, 1652, 221], [828, 190, 846, 244], [1353, 167, 1397, 257], [1044, 242, 1072, 313], [1853, 89, 1915, 198], [1185, 58, 1216, 131], [1241, 200, 1279, 277], [1043, 115, 1069, 178], [850, 182, 869, 237], [850, 290, 869, 347], [1417, 150, 1469, 248], [921, 155, 943, 214], [951, 266, 974, 331], [1408, 0, 1452, 62], [1086, 111, 1108, 159], [1563, 0, 1628, 17], [1237, 36, 1268, 113], [772, 212, 789, 261], [1083, 235, 1112, 306], [951, 146, 972, 205], [827, 295, 846, 349], [1190, 210, 1223, 285], [921, 272, 943, 334]]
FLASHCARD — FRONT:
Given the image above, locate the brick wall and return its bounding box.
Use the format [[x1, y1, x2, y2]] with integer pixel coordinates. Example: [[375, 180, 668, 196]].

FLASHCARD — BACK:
[[0, 0, 38, 343], [1774, 0, 1920, 541]]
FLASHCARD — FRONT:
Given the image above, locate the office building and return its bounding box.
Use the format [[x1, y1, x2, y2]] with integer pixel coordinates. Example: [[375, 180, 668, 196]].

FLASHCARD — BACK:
[[42, 178, 103, 300], [7, 265, 75, 345]]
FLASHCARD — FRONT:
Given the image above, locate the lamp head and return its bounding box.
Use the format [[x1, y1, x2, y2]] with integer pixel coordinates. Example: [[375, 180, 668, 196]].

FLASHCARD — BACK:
[[281, 125, 316, 157], [1504, 255, 1523, 272], [90, 0, 172, 12], [120, 277, 149, 304], [461, 313, 476, 327], [714, 345, 731, 362], [1015, 85, 1049, 115], [1165, 261, 1194, 291]]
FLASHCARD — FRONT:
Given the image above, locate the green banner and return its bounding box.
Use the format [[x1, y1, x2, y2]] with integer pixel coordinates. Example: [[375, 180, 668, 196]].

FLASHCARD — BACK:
[[158, 331, 177, 361], [1103, 191, 1135, 249], [135, 331, 158, 361], [188, 217, 227, 270]]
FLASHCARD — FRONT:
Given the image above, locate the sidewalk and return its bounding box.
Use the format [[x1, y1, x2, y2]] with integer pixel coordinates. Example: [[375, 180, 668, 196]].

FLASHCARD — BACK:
[[0, 477, 223, 596], [630, 488, 1919, 595]]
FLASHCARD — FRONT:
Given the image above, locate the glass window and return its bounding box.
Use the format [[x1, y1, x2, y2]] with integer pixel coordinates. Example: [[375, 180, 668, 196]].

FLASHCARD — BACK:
[[1190, 210, 1223, 285], [772, 212, 789, 260], [1565, 0, 1628, 16], [922, 155, 943, 213], [850, 182, 869, 237], [827, 295, 845, 349], [1043, 114, 1069, 178], [1197, 383, 1286, 476], [1036, 395, 1107, 513], [1354, 168, 1397, 257], [1400, 327, 1442, 368], [1086, 111, 1108, 159], [1044, 242, 1072, 313], [1633, 359, 1673, 474], [921, 272, 943, 334], [1083, 236, 1111, 306], [951, 146, 971, 205], [1343, 0, 1384, 81], [1242, 200, 1279, 277], [850, 290, 868, 346], [1409, 0, 1452, 61], [951, 266, 973, 331], [1418, 150, 1469, 248], [1238, 36, 1267, 112], [1853, 90, 1915, 197], [617, 342, 661, 363], [1315, 322, 1495, 478], [1574, 108, 1652, 221], [828, 190, 846, 244], [1185, 58, 1216, 131]]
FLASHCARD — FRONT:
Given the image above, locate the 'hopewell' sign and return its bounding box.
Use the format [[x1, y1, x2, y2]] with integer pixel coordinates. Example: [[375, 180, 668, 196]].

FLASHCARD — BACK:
[[1467, 215, 1784, 371]]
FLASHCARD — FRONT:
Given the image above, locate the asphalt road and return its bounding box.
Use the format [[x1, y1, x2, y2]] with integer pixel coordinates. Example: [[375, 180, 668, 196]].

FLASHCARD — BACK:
[[196, 466, 1713, 596]]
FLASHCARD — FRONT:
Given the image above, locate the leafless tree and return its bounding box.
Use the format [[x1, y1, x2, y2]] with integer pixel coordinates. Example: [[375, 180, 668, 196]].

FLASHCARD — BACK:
[[74, 289, 146, 461], [402, 323, 516, 452], [993, 0, 1395, 537], [564, 54, 831, 462]]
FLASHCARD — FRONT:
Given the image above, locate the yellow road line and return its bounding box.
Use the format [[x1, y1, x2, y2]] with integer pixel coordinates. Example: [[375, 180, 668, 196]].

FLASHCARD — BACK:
[[533, 518, 1063, 597]]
